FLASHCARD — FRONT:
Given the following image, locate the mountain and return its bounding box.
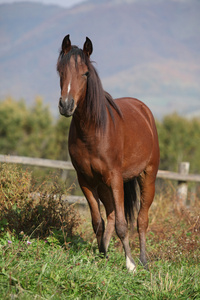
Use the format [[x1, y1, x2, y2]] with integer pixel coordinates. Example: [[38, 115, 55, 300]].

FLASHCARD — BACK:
[[0, 0, 200, 118]]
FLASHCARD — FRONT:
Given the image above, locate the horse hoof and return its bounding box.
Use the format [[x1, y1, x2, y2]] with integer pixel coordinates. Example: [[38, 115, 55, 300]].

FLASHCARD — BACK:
[[139, 258, 149, 271], [126, 256, 136, 273]]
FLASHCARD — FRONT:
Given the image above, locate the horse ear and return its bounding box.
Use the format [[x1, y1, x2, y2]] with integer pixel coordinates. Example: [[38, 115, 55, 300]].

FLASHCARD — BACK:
[[61, 34, 71, 54], [83, 37, 93, 57]]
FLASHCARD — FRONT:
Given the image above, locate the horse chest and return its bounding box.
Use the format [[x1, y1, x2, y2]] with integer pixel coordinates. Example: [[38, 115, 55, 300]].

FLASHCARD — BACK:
[[69, 141, 102, 179]]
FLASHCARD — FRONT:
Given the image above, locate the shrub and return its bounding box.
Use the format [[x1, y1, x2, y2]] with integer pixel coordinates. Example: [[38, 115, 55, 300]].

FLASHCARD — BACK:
[[0, 164, 80, 238]]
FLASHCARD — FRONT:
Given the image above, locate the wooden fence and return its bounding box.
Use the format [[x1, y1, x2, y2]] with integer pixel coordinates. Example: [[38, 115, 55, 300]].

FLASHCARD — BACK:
[[1, 154, 200, 206]]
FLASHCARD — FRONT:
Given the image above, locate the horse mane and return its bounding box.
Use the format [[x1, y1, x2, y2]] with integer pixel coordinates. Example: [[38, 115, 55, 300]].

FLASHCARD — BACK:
[[57, 46, 122, 130]]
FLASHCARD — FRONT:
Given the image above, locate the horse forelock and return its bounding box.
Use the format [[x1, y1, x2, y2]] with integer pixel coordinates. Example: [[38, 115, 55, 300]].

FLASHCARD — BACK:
[[57, 46, 88, 73], [57, 46, 122, 130]]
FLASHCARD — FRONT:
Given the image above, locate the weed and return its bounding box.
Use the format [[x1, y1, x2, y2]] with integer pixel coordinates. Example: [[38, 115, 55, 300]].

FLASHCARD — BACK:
[[0, 164, 80, 238]]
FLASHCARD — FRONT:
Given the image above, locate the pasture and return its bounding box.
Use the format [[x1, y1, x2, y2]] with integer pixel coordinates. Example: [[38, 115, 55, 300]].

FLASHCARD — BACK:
[[0, 165, 199, 299]]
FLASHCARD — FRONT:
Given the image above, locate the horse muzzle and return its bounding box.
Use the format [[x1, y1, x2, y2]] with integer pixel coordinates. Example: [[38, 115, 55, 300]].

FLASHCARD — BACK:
[[58, 97, 76, 117]]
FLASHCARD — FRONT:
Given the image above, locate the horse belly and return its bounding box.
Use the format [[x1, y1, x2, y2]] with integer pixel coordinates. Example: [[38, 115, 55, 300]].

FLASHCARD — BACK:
[[119, 101, 155, 180], [122, 139, 153, 180]]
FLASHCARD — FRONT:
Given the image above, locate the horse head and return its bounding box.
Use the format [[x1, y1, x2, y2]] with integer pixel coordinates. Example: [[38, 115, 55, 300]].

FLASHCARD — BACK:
[[57, 34, 93, 117]]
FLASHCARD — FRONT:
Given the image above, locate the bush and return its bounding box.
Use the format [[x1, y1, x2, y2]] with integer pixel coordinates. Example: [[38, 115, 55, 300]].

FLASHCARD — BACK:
[[156, 113, 200, 172], [0, 164, 80, 238]]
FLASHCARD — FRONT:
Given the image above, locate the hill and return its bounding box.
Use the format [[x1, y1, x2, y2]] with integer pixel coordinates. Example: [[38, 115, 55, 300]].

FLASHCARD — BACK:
[[0, 0, 200, 118]]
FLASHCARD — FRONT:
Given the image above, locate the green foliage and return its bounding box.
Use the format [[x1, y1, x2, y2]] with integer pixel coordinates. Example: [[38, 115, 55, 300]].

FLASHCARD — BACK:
[[156, 113, 200, 172], [0, 164, 80, 237], [19, 97, 56, 159], [0, 97, 70, 160], [0, 97, 27, 154], [54, 115, 71, 161]]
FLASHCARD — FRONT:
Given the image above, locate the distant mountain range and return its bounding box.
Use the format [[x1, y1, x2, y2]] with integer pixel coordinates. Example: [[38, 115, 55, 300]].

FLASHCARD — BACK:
[[0, 0, 200, 118]]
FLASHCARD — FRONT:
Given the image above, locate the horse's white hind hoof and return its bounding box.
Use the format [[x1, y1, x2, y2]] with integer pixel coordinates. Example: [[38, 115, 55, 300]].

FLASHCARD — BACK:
[[126, 256, 136, 273]]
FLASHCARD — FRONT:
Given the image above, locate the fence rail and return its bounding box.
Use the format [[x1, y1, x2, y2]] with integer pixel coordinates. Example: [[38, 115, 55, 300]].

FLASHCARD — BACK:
[[1, 154, 200, 206], [0, 155, 73, 170], [1, 154, 200, 183]]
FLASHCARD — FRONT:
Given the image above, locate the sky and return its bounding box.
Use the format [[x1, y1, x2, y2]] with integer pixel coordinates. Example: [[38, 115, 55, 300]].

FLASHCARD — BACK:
[[0, 0, 86, 8]]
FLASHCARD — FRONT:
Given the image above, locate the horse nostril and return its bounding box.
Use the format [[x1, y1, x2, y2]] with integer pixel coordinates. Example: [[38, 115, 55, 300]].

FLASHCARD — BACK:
[[59, 97, 64, 108]]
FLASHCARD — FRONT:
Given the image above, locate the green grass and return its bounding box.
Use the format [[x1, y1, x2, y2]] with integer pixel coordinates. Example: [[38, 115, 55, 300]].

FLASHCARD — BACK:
[[0, 222, 199, 300]]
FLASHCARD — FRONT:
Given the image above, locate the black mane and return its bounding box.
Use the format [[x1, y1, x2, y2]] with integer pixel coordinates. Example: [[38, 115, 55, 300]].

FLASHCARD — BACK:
[[57, 46, 122, 130]]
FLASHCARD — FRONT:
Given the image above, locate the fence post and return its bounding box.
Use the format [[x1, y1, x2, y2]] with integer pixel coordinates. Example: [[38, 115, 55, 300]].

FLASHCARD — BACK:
[[176, 162, 190, 207]]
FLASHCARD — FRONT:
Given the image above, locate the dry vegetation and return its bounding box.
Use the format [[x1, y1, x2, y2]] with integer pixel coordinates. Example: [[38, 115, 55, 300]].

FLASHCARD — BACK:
[[0, 164, 80, 238]]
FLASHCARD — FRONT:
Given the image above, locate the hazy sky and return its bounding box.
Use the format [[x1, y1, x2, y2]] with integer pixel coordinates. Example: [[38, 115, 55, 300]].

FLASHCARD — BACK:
[[0, 0, 86, 8]]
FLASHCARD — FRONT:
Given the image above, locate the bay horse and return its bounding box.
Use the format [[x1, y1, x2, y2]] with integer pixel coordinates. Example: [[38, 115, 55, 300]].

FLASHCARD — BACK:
[[57, 34, 160, 272]]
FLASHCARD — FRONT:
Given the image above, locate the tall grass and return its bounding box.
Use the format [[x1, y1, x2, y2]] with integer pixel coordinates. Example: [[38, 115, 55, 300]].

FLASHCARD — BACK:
[[0, 165, 199, 299]]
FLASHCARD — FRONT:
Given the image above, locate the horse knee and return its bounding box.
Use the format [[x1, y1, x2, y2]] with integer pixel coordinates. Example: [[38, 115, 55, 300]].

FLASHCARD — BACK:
[[92, 218, 105, 237], [115, 219, 128, 240]]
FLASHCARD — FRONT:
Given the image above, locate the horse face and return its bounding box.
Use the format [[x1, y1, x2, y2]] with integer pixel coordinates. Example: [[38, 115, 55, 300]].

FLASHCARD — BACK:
[[58, 56, 88, 117], [58, 35, 93, 118]]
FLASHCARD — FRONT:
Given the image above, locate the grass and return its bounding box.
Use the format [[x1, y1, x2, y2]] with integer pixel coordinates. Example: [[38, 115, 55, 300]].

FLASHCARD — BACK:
[[0, 232, 199, 299], [0, 165, 200, 299], [1, 210, 199, 300]]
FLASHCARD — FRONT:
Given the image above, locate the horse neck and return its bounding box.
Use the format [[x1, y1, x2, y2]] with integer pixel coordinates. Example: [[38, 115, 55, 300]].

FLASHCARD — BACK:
[[73, 85, 108, 136], [72, 107, 102, 138], [72, 98, 108, 141]]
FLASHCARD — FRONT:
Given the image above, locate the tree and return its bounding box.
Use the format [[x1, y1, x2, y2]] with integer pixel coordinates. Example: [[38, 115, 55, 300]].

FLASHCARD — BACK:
[[54, 115, 71, 161], [0, 97, 58, 159], [20, 97, 56, 158], [157, 113, 200, 173], [0, 97, 27, 154]]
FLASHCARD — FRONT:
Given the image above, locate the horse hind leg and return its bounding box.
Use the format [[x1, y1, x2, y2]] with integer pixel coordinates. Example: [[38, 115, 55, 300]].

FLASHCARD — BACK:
[[137, 170, 156, 268], [111, 174, 136, 273]]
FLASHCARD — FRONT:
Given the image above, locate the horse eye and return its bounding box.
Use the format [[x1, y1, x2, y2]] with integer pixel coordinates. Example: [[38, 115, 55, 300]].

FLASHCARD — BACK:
[[83, 71, 89, 77]]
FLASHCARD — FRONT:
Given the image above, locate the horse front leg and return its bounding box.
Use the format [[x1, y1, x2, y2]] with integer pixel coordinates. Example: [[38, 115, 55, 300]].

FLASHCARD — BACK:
[[97, 184, 115, 254], [111, 174, 136, 273], [77, 174, 105, 254]]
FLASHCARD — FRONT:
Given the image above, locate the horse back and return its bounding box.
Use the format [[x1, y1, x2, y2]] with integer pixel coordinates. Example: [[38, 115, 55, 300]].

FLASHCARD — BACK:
[[115, 97, 155, 129]]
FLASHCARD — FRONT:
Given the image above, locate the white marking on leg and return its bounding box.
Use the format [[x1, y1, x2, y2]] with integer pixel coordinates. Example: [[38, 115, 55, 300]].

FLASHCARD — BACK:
[[126, 256, 136, 273]]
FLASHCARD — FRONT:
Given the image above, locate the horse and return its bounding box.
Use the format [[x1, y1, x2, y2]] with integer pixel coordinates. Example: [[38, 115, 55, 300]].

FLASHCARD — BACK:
[[57, 34, 160, 273]]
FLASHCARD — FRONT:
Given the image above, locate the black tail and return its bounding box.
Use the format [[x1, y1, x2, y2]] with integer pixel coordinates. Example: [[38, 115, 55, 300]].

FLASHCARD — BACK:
[[124, 178, 139, 225]]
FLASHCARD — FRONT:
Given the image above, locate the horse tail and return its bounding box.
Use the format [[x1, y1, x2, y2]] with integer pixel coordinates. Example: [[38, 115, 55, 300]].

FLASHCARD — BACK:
[[124, 178, 139, 225]]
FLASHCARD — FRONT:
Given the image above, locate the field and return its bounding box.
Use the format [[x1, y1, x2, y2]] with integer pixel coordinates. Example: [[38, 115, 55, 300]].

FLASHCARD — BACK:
[[0, 166, 200, 299]]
